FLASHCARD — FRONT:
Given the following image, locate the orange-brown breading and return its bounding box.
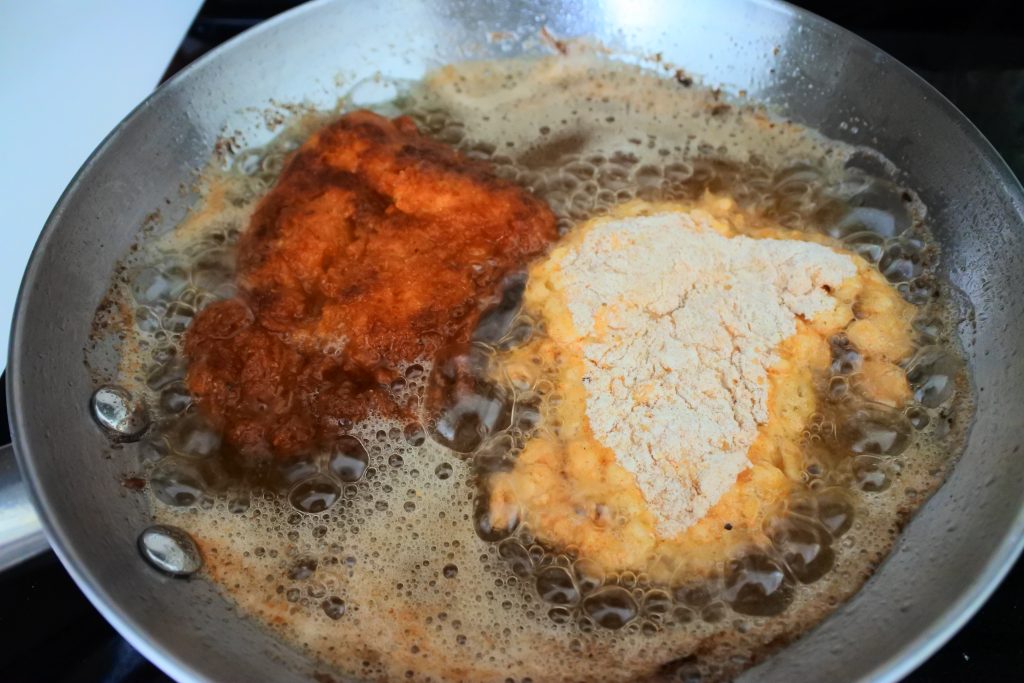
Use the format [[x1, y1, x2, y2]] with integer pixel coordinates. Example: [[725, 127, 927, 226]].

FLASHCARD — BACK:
[[185, 111, 556, 459]]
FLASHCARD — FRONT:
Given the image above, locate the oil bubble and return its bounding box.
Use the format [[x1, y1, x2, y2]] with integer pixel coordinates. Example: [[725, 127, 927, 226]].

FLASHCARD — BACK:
[[228, 494, 251, 514], [913, 317, 943, 344], [659, 655, 702, 683], [425, 347, 512, 453], [906, 346, 959, 408], [842, 231, 885, 263], [535, 566, 579, 605], [672, 606, 695, 625], [289, 476, 341, 513], [642, 589, 673, 617], [906, 406, 930, 430], [548, 606, 572, 624], [768, 517, 835, 584], [830, 181, 910, 239], [165, 412, 221, 458], [474, 494, 516, 542], [131, 266, 188, 305], [277, 459, 319, 487], [288, 557, 318, 580], [159, 382, 191, 414], [840, 406, 912, 456], [879, 242, 923, 283], [722, 555, 794, 616], [162, 302, 196, 333], [813, 488, 855, 537], [676, 583, 713, 608], [150, 460, 205, 507], [701, 602, 727, 623], [573, 558, 605, 594], [582, 586, 637, 629], [853, 455, 891, 492], [641, 621, 660, 636], [403, 422, 426, 447], [146, 356, 187, 391], [135, 306, 162, 333], [473, 275, 526, 346], [322, 596, 347, 620], [497, 539, 533, 577], [328, 436, 369, 482]]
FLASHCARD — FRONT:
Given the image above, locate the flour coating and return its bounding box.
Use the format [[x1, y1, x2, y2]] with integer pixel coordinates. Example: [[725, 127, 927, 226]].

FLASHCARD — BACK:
[[548, 211, 858, 535]]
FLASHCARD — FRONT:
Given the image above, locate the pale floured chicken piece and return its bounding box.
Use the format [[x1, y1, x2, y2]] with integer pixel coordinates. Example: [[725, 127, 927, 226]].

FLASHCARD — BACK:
[[488, 197, 916, 580]]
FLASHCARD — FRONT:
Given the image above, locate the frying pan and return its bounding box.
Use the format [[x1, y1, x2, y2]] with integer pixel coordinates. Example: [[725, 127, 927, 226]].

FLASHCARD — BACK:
[[3, 0, 1023, 681]]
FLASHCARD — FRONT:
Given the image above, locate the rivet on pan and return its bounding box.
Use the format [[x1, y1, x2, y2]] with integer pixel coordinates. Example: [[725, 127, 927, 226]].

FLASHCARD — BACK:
[[138, 524, 203, 577], [90, 385, 150, 440]]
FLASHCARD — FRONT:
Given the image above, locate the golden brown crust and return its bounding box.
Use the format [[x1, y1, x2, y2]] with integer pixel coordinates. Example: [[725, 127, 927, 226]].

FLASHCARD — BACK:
[[185, 111, 556, 459]]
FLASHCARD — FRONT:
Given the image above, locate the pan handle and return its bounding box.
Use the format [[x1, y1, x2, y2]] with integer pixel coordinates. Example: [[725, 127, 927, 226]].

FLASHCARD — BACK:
[[0, 443, 49, 570]]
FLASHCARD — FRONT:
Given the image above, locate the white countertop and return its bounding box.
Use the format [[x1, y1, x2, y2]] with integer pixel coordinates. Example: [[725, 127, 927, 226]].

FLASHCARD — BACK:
[[0, 0, 202, 367]]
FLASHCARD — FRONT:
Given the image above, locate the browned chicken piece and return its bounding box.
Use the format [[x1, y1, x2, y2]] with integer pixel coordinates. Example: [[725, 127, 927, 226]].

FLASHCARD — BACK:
[[185, 111, 556, 460]]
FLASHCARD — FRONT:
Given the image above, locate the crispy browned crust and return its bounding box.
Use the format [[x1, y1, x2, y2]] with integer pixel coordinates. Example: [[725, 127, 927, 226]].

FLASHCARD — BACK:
[[185, 111, 556, 459]]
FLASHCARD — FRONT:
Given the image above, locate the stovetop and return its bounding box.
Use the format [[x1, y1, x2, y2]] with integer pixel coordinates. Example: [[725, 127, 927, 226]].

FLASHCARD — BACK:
[[1, 1, 1021, 681]]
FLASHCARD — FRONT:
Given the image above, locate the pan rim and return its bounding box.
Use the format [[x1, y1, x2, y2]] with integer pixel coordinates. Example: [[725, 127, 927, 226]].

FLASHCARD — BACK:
[[8, 0, 1024, 681]]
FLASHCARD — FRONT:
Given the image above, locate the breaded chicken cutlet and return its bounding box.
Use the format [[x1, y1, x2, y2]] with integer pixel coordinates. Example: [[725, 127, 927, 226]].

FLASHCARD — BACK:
[[185, 111, 556, 460]]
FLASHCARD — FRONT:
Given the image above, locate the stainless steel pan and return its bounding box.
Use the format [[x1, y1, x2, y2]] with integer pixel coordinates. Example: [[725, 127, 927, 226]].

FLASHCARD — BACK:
[[4, 1, 1024, 681]]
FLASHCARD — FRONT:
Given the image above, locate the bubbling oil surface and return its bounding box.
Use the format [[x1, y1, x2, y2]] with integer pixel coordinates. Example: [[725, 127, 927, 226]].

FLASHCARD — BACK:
[[91, 50, 970, 682]]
